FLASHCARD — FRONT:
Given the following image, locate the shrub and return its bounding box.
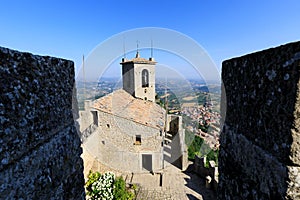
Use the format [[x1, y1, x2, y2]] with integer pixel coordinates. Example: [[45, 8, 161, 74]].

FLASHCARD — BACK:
[[206, 149, 219, 166], [85, 171, 135, 200], [113, 177, 134, 200], [187, 136, 204, 160], [86, 171, 115, 200]]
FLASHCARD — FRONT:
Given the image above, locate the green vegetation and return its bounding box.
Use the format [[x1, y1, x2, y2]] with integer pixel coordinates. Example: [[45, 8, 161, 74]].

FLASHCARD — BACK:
[[85, 171, 136, 200], [113, 177, 135, 200], [206, 149, 219, 166], [187, 135, 204, 160], [156, 90, 181, 111], [196, 92, 206, 105], [185, 131, 219, 167]]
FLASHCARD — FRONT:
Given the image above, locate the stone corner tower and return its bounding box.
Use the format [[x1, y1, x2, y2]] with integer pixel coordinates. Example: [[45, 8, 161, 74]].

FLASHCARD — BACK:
[[120, 51, 156, 102]]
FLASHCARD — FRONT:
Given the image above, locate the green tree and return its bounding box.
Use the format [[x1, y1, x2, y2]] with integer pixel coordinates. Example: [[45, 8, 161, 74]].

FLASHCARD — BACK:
[[187, 136, 204, 160], [206, 149, 219, 166]]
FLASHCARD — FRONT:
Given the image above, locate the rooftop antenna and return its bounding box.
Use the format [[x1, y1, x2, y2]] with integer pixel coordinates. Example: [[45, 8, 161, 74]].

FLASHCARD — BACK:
[[149, 39, 155, 61], [123, 36, 126, 59], [136, 40, 140, 58]]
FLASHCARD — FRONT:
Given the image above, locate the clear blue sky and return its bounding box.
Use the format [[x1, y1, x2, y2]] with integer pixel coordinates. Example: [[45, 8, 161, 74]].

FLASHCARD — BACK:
[[1, 0, 300, 79]]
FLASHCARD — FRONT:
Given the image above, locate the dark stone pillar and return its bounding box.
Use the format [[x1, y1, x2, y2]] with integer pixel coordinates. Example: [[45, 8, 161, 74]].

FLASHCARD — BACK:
[[218, 41, 300, 199], [0, 47, 85, 199]]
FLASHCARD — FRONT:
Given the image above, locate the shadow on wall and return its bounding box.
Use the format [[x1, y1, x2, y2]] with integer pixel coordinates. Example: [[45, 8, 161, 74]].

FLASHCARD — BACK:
[[184, 164, 217, 200], [164, 115, 186, 170]]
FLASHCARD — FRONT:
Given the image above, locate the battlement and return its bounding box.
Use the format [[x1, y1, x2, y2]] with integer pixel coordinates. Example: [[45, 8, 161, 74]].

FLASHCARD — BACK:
[[0, 47, 85, 199], [218, 41, 300, 199]]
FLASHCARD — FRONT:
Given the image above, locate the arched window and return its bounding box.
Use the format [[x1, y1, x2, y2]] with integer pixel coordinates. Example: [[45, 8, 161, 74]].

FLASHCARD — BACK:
[[142, 69, 149, 87]]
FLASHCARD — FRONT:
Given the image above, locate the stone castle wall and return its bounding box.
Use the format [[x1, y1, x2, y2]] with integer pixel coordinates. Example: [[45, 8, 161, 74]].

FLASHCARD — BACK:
[[0, 47, 85, 199], [79, 100, 94, 132], [82, 110, 163, 173], [218, 41, 300, 199], [97, 111, 162, 152], [165, 114, 188, 170]]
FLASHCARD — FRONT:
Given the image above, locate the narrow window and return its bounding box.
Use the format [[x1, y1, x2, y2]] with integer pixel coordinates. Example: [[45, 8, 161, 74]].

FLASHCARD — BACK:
[[142, 69, 149, 87], [135, 135, 141, 145]]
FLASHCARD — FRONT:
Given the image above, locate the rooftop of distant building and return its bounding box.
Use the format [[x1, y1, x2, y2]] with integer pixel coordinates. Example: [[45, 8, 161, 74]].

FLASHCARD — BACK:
[[92, 89, 165, 129]]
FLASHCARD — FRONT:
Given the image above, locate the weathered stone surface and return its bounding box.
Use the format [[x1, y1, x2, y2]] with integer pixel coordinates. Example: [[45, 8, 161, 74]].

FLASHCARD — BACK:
[[218, 41, 300, 199], [287, 166, 300, 199], [0, 47, 85, 199]]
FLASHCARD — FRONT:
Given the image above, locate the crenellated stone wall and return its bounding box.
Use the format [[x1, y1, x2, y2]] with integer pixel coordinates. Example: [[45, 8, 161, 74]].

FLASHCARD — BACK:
[[218, 41, 300, 199], [0, 47, 85, 199]]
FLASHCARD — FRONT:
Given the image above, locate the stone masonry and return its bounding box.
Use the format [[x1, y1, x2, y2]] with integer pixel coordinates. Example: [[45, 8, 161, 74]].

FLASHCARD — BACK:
[[218, 41, 300, 199], [0, 47, 85, 199]]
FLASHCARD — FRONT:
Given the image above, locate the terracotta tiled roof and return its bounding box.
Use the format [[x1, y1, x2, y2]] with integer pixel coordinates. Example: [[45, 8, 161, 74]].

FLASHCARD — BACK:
[[92, 89, 165, 129]]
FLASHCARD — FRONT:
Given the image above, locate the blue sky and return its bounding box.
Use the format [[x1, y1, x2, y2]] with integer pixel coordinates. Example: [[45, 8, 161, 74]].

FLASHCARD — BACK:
[[1, 0, 300, 79]]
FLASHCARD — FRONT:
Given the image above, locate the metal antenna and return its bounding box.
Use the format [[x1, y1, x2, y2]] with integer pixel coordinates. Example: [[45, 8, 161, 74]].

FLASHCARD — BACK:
[[123, 36, 126, 58], [136, 40, 140, 58]]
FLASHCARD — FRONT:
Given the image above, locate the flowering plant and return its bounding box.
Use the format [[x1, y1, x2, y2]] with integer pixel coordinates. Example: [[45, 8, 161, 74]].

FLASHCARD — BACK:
[[86, 171, 115, 200], [85, 171, 135, 200]]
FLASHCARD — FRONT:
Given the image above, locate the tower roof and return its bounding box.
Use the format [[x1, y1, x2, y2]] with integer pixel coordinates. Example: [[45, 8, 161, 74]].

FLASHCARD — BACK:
[[120, 53, 156, 65]]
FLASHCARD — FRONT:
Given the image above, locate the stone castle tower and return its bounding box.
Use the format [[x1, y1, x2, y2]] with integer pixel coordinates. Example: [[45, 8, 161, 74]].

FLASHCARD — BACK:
[[120, 51, 156, 102], [79, 46, 187, 174]]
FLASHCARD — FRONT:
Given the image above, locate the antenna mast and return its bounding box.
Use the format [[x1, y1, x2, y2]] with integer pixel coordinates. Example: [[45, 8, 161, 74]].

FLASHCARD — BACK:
[[123, 36, 126, 59], [136, 40, 140, 58]]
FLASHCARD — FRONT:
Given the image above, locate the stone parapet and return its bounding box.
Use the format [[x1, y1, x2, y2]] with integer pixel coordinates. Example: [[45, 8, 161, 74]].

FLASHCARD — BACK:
[[218, 41, 300, 199], [0, 47, 85, 199]]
